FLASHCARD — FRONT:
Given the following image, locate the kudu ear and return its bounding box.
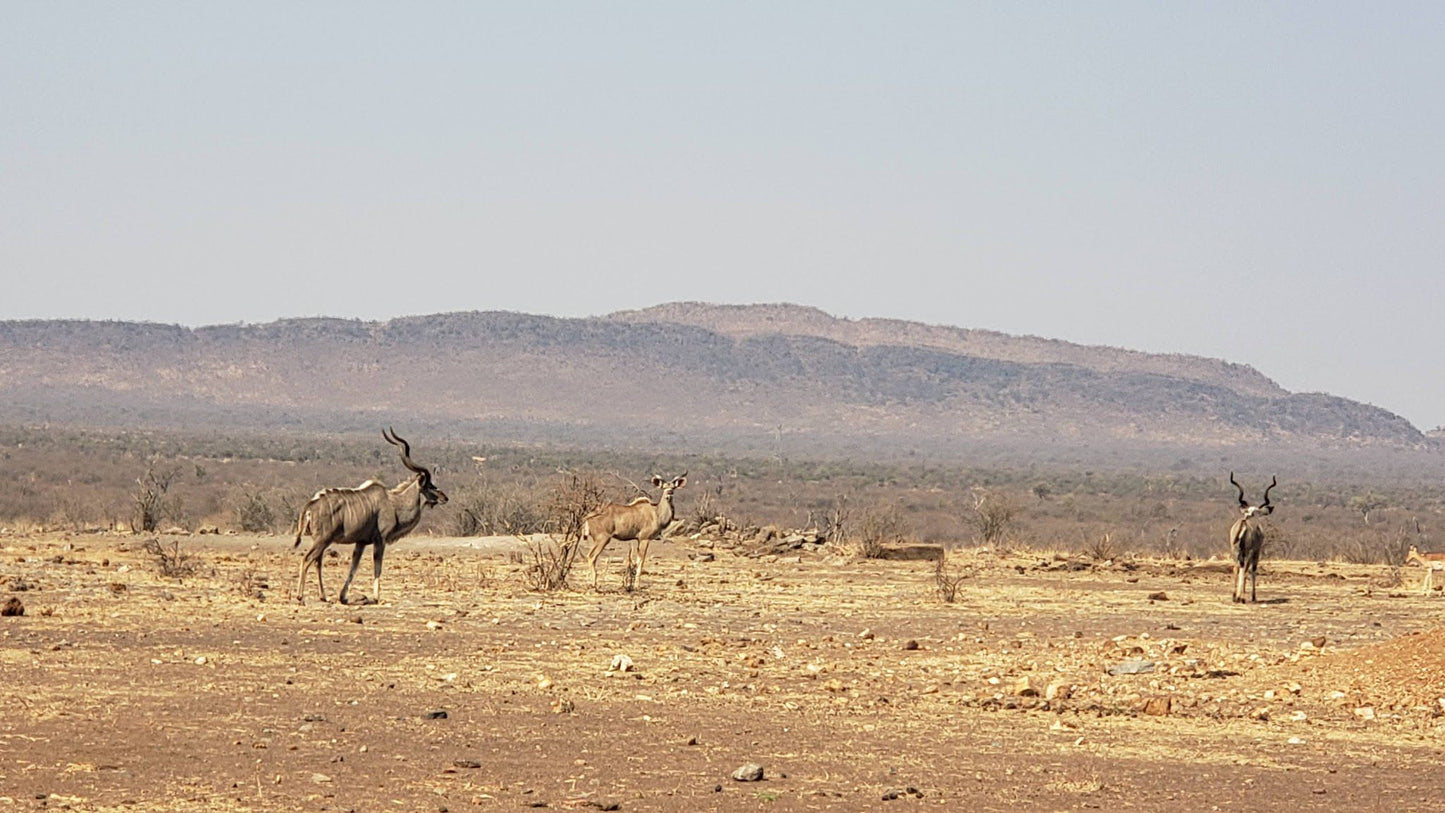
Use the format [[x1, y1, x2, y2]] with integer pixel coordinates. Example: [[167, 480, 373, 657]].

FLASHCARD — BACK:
[[673, 475, 687, 488], [651, 475, 664, 487]]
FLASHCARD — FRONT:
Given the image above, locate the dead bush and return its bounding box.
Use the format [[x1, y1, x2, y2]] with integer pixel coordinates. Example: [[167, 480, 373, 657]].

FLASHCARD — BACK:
[[968, 488, 1018, 548], [518, 472, 608, 592], [1083, 532, 1121, 562], [935, 555, 973, 603], [449, 478, 545, 537], [232, 489, 277, 533], [133, 460, 180, 533], [142, 537, 203, 580], [854, 504, 908, 559]]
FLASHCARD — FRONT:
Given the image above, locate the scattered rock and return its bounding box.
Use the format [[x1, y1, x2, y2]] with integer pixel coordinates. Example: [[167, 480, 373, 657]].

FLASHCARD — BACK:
[[1147, 591, 1169, 601], [1354, 706, 1376, 721], [691, 552, 715, 563], [731, 763, 765, 782], [1107, 659, 1156, 676], [608, 655, 635, 674], [1138, 696, 1173, 716], [1, 597, 23, 617], [1045, 682, 1073, 701], [425, 710, 449, 720], [882, 786, 925, 801], [1010, 677, 1039, 697], [452, 760, 481, 769], [902, 640, 919, 651]]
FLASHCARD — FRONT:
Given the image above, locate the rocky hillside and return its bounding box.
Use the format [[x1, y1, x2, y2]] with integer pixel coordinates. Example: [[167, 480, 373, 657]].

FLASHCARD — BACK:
[[0, 305, 1425, 452]]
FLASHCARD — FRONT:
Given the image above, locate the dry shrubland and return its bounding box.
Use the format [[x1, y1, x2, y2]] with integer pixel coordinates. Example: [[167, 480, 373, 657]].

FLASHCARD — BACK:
[[1, 426, 1444, 565]]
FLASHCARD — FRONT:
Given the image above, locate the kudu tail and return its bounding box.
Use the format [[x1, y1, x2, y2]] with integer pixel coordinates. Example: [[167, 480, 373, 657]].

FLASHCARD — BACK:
[[293, 500, 315, 548]]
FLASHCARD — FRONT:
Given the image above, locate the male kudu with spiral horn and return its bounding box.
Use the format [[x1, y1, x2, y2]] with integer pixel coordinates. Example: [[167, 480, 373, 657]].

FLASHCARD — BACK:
[[1227, 473, 1276, 604], [293, 429, 448, 604]]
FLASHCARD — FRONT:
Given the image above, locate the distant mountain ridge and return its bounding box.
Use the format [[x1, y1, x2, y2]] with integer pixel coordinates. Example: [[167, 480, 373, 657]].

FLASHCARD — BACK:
[[0, 304, 1425, 452], [609, 303, 1286, 399]]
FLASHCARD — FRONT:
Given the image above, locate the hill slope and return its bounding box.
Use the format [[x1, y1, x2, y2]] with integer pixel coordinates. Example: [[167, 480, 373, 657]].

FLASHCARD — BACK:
[[0, 305, 1424, 452]]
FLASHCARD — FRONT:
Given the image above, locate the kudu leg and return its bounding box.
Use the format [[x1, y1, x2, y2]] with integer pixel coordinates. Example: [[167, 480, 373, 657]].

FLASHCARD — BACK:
[[297, 545, 330, 604], [338, 544, 366, 605], [370, 541, 386, 604], [634, 537, 652, 589], [296, 556, 310, 604], [586, 535, 610, 590]]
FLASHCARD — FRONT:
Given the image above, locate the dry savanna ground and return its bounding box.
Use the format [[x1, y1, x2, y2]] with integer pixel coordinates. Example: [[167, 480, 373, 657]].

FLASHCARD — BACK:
[[3, 529, 1445, 812]]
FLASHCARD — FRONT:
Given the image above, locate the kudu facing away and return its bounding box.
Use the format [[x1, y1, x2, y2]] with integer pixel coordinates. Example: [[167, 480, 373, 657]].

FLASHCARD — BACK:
[[582, 474, 686, 590], [1227, 473, 1276, 603], [293, 429, 448, 605]]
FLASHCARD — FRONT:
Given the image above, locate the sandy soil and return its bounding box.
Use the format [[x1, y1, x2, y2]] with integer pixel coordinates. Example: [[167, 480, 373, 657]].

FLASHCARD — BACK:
[[3, 531, 1445, 812]]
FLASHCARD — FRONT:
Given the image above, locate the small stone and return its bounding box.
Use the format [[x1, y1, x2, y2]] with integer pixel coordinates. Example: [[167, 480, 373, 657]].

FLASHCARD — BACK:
[[1, 597, 24, 617], [859, 629, 875, 640], [1138, 696, 1173, 716], [536, 675, 554, 690], [1045, 682, 1072, 701], [1010, 677, 1039, 697], [452, 760, 481, 769], [1353, 706, 1376, 721], [312, 772, 332, 783], [1147, 591, 1169, 601], [425, 710, 449, 720], [609, 655, 635, 673], [1107, 659, 1156, 676], [902, 640, 919, 651], [731, 763, 765, 782]]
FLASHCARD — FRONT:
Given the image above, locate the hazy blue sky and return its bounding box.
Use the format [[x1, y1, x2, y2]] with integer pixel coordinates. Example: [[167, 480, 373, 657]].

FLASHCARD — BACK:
[[3, 3, 1442, 428]]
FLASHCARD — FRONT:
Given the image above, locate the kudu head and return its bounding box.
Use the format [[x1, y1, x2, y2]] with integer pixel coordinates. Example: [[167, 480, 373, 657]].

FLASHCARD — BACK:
[[650, 473, 687, 501], [1230, 472, 1276, 519], [384, 427, 448, 507]]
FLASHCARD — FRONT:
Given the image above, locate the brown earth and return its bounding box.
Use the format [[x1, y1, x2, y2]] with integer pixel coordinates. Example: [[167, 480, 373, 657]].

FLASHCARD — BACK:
[[3, 532, 1445, 812]]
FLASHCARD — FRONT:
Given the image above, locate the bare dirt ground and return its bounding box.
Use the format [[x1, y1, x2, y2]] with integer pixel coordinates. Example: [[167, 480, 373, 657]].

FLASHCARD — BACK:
[[3, 531, 1445, 812]]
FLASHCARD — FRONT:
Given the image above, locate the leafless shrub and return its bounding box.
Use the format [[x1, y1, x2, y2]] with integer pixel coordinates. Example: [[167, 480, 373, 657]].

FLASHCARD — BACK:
[[449, 479, 545, 537], [934, 555, 973, 603], [133, 460, 180, 533], [969, 488, 1018, 548], [854, 503, 908, 559], [519, 472, 609, 592], [1083, 532, 1121, 562], [817, 494, 851, 546], [142, 537, 202, 580], [521, 534, 576, 592], [232, 489, 277, 533], [233, 564, 268, 598]]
